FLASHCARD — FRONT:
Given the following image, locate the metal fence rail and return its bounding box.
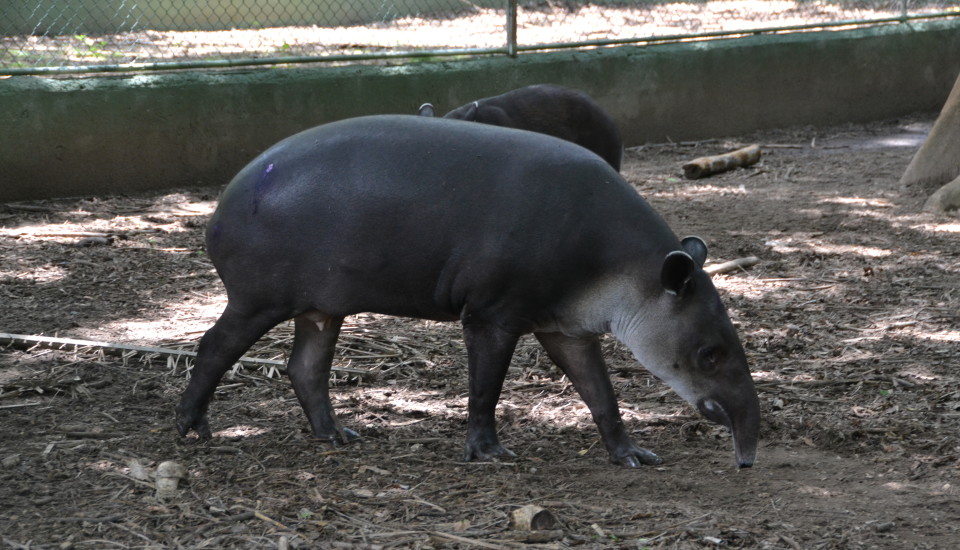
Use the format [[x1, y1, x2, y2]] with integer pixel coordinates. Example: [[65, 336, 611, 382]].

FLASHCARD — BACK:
[[2, 1, 958, 75]]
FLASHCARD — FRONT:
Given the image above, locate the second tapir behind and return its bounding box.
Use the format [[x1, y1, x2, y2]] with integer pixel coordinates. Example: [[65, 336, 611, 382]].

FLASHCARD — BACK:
[[176, 115, 759, 468], [419, 84, 623, 171]]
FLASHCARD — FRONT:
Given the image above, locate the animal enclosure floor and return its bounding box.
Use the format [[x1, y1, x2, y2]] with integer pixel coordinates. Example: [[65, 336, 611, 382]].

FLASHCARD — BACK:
[[1, 115, 958, 549]]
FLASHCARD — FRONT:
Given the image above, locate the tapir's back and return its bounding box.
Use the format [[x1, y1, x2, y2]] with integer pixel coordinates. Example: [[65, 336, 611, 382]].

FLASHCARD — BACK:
[[444, 84, 623, 170], [207, 115, 676, 322]]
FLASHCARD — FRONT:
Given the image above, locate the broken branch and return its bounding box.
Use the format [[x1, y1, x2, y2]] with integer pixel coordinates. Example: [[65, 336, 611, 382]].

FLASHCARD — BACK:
[[682, 144, 761, 179], [704, 256, 760, 276], [0, 332, 370, 378]]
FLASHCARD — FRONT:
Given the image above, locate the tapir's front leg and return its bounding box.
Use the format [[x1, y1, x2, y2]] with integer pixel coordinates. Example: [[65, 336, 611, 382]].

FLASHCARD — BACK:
[[462, 322, 520, 461], [535, 331, 662, 467]]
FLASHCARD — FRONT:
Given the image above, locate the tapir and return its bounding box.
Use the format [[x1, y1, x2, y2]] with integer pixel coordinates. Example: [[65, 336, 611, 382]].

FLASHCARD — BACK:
[[418, 84, 623, 171], [175, 114, 760, 468]]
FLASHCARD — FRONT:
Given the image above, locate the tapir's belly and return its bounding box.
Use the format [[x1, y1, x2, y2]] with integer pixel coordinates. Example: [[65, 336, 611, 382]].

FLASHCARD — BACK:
[[210, 208, 473, 321]]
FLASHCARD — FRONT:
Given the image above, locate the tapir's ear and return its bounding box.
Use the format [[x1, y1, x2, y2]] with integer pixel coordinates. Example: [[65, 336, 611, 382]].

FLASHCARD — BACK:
[[418, 103, 436, 117], [680, 236, 708, 268], [661, 250, 696, 296], [459, 102, 480, 121]]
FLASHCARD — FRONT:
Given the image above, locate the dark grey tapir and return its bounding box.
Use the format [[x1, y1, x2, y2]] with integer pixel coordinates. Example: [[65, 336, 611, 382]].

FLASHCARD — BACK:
[[175, 115, 760, 468], [419, 84, 623, 171]]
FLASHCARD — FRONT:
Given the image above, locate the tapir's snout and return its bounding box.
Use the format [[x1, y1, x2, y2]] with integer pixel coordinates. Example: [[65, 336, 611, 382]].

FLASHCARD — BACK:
[[697, 392, 760, 469]]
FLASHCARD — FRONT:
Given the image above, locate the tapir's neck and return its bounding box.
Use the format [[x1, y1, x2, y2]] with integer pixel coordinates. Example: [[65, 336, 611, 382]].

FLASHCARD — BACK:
[[608, 288, 701, 407], [561, 274, 645, 337], [610, 304, 653, 343]]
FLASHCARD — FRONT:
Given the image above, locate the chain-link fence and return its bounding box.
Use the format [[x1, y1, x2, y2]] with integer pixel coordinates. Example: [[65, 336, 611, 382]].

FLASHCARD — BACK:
[[2, 1, 958, 75]]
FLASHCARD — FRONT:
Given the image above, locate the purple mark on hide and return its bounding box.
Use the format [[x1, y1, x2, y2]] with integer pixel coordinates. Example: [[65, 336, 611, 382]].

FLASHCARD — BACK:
[[252, 162, 276, 214]]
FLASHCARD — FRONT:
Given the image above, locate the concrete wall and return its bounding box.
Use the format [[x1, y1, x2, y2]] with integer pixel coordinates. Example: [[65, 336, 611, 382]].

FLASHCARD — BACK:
[[2, 19, 959, 201]]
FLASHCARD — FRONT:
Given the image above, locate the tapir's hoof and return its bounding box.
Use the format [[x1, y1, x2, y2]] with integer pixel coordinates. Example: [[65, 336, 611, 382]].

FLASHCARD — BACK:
[[610, 446, 663, 468], [312, 427, 361, 447], [336, 427, 362, 446], [175, 406, 212, 440], [463, 442, 517, 462]]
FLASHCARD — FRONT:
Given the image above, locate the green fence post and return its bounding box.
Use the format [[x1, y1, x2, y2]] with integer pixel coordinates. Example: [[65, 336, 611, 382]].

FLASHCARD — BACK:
[[507, 0, 517, 57]]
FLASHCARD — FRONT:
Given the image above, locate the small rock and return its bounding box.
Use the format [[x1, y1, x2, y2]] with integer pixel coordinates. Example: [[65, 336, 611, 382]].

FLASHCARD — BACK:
[[874, 521, 895, 533]]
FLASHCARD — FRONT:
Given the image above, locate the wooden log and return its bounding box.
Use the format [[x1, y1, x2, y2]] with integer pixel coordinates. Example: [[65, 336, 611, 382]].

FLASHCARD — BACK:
[[510, 504, 558, 531], [682, 144, 761, 179]]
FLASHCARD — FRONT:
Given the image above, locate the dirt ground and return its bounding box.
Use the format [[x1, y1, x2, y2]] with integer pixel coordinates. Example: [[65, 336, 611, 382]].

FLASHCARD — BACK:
[[1, 114, 958, 549]]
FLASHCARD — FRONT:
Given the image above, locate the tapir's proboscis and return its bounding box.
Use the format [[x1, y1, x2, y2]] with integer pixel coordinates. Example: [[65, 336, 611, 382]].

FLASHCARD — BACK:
[[175, 115, 760, 469]]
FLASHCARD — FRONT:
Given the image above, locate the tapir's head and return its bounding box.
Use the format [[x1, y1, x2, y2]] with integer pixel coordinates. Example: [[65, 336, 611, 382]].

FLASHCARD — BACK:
[[615, 236, 760, 468]]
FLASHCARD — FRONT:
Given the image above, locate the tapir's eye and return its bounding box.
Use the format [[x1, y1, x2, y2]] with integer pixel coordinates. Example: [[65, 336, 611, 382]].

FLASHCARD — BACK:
[[699, 346, 721, 370]]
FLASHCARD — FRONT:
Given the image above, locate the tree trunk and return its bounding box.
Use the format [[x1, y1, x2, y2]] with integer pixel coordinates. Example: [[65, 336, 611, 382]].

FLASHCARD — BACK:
[[901, 71, 960, 213], [924, 174, 960, 214]]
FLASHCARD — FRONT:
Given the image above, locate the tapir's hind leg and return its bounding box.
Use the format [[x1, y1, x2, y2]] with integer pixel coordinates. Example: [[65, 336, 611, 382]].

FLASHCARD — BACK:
[[176, 303, 289, 439], [534, 331, 663, 467], [286, 312, 359, 445], [462, 323, 520, 461]]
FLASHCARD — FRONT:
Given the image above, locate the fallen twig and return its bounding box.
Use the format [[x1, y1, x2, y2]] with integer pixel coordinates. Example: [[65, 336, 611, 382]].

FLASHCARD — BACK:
[[2, 228, 161, 239], [0, 401, 41, 409], [195, 511, 257, 535], [780, 534, 803, 550], [755, 377, 880, 389], [2, 203, 58, 212], [632, 138, 721, 149], [56, 431, 125, 439], [253, 510, 289, 530], [56, 515, 125, 523], [704, 256, 760, 276], [501, 529, 565, 543], [643, 512, 712, 542], [0, 332, 371, 378]]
